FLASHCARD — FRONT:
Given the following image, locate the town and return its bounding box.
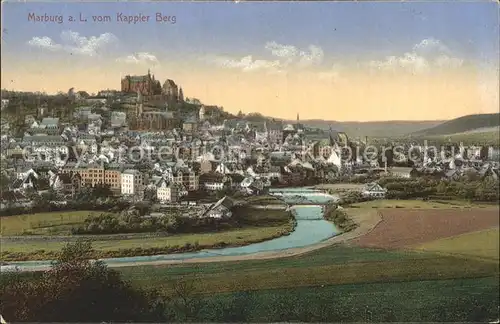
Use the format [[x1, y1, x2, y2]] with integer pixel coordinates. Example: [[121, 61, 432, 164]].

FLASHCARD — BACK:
[[1, 70, 498, 214], [1, 0, 500, 317]]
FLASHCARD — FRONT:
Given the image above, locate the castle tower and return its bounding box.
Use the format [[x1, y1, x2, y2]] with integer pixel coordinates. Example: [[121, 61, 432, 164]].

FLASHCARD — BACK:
[[199, 105, 205, 121]]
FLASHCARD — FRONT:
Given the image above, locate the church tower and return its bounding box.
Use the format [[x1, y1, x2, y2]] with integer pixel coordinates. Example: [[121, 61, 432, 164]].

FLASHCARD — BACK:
[[199, 105, 205, 121], [296, 113, 299, 123], [136, 90, 143, 116]]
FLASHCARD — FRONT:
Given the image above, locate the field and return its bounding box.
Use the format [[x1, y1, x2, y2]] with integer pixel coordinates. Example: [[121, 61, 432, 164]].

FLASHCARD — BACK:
[[186, 277, 499, 322], [3, 200, 500, 321], [0, 211, 95, 236], [350, 209, 499, 249], [117, 201, 500, 321], [416, 228, 500, 261], [121, 244, 498, 294], [349, 199, 497, 209]]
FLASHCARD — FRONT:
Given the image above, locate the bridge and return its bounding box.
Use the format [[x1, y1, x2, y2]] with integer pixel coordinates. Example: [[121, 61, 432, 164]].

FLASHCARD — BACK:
[[268, 190, 339, 206]]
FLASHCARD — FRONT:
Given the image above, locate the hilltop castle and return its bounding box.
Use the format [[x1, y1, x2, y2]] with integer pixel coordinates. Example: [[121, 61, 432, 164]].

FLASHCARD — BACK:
[[121, 69, 184, 104]]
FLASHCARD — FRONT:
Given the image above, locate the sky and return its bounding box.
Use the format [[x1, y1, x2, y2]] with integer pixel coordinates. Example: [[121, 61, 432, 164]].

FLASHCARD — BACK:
[[1, 1, 499, 122]]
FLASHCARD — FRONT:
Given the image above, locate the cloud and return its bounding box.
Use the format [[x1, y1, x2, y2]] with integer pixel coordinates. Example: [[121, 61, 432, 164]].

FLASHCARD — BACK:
[[265, 41, 324, 67], [369, 38, 464, 73], [298, 45, 324, 67], [117, 52, 159, 65], [210, 55, 281, 72], [27, 36, 63, 51], [206, 41, 324, 73], [264, 41, 298, 65], [27, 30, 117, 56]]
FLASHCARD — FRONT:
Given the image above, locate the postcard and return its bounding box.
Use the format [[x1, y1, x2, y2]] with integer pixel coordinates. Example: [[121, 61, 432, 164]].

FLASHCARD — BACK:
[[1, 1, 499, 323]]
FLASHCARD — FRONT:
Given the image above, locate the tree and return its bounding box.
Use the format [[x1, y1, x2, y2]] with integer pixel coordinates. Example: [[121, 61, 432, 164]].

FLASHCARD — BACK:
[[0, 240, 168, 322]]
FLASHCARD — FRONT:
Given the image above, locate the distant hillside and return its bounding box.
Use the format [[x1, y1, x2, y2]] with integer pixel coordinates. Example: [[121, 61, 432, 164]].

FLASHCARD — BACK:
[[413, 114, 500, 136], [292, 119, 443, 138]]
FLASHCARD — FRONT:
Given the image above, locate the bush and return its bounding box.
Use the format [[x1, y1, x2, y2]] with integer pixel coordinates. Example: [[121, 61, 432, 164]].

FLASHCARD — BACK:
[[323, 203, 358, 232], [0, 241, 168, 322]]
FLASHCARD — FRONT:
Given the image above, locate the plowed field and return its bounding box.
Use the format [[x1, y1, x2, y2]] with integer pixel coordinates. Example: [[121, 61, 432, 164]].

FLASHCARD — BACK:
[[351, 209, 500, 249]]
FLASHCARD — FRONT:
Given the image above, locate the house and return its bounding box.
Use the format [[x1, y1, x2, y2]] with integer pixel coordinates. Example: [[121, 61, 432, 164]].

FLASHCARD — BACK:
[[389, 167, 412, 178], [37, 118, 61, 135], [265, 120, 283, 144], [6, 143, 27, 158], [361, 182, 387, 199], [200, 172, 230, 191], [10, 171, 39, 192], [252, 122, 268, 142], [110, 111, 127, 128], [182, 115, 198, 133], [50, 172, 82, 197], [156, 178, 181, 203], [202, 196, 235, 218], [121, 169, 145, 200]]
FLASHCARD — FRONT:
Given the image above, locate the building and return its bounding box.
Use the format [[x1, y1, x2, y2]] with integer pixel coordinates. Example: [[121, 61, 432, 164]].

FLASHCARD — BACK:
[[110, 111, 127, 128], [61, 164, 121, 195], [121, 169, 144, 200], [361, 182, 387, 199], [202, 196, 235, 218], [162, 79, 180, 102], [121, 70, 162, 96], [131, 97, 180, 131], [265, 120, 284, 144], [389, 167, 412, 178], [50, 172, 82, 197], [200, 172, 229, 191], [137, 111, 179, 131], [155, 178, 181, 203], [199, 105, 205, 121], [36, 118, 61, 135], [182, 115, 198, 133]]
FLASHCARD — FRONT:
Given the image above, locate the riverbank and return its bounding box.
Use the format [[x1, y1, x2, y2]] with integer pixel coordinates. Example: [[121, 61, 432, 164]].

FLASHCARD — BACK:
[[1, 219, 296, 262], [1, 189, 343, 269], [4, 207, 378, 271]]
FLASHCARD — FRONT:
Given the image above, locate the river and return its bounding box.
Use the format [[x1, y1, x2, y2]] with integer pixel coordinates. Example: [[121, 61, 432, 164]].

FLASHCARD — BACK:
[[1, 188, 339, 272]]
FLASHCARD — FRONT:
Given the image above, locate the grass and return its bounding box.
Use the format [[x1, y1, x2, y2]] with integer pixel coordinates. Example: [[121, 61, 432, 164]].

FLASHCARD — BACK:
[[119, 244, 499, 294], [416, 228, 500, 261], [190, 277, 499, 322], [0, 211, 96, 236], [117, 245, 499, 322], [1, 207, 295, 261], [314, 183, 364, 191], [350, 199, 497, 209]]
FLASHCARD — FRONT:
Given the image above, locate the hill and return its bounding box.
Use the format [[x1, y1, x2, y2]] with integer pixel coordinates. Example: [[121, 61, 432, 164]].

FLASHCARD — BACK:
[[286, 119, 443, 138], [413, 114, 500, 136]]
